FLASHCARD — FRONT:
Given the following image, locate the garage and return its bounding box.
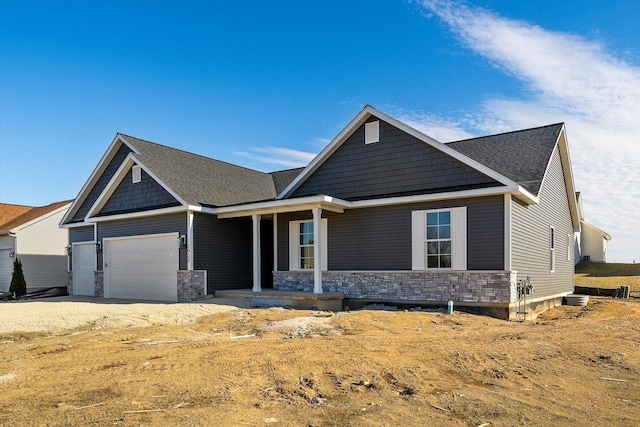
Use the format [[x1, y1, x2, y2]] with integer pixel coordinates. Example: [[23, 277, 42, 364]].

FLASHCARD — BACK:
[[104, 233, 179, 302], [0, 248, 13, 292], [72, 242, 96, 296]]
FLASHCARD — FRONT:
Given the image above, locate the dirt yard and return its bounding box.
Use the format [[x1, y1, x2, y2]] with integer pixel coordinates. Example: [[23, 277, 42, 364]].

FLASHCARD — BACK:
[[1, 297, 638, 426]]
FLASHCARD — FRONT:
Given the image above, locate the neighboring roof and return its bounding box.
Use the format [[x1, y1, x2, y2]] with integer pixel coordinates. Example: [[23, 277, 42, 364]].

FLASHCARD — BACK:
[[120, 134, 279, 208], [0, 203, 33, 228], [446, 123, 564, 196], [0, 200, 72, 231]]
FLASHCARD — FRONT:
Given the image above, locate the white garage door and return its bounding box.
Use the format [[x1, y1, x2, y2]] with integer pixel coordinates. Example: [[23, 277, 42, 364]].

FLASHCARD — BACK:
[[104, 234, 178, 302], [73, 242, 95, 296], [0, 249, 13, 293]]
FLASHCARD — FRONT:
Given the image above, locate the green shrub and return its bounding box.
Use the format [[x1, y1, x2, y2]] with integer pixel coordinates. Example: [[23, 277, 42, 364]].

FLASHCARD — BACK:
[[9, 258, 27, 297]]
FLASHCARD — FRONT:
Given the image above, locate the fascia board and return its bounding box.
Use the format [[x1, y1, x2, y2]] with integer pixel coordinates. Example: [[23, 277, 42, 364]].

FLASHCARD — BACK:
[[540, 125, 580, 229], [346, 186, 515, 209], [214, 195, 350, 219], [61, 134, 141, 225], [85, 154, 188, 221], [557, 126, 581, 230], [14, 202, 72, 232], [59, 221, 94, 229], [277, 105, 523, 200], [86, 206, 187, 223]]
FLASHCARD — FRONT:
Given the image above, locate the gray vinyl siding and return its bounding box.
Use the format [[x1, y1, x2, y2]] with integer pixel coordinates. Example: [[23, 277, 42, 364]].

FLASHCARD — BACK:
[[68, 226, 95, 271], [193, 213, 252, 293], [99, 168, 181, 216], [277, 196, 504, 271], [69, 226, 94, 244], [511, 146, 574, 297], [70, 144, 132, 222], [291, 117, 501, 200], [96, 213, 187, 270], [20, 254, 68, 290]]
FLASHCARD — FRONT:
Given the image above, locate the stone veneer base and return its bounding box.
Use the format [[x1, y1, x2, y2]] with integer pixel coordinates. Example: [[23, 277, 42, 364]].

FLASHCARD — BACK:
[[273, 270, 518, 304]]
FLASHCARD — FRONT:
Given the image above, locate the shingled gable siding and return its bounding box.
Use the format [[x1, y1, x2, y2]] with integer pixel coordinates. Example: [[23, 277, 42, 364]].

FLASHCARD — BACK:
[[290, 117, 500, 200], [98, 168, 181, 216], [276, 196, 504, 272], [96, 213, 187, 271], [193, 213, 252, 293], [511, 146, 574, 298], [71, 144, 132, 222]]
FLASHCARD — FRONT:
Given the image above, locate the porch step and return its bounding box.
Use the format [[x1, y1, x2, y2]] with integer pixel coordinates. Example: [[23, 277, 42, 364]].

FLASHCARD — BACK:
[[214, 289, 344, 311]]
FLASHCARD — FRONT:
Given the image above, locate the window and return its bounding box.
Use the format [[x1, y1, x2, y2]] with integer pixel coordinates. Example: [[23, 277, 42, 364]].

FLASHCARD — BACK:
[[412, 207, 466, 271], [550, 226, 556, 273], [299, 222, 314, 269], [364, 120, 380, 144], [567, 234, 572, 262], [132, 165, 142, 183], [289, 219, 327, 271], [426, 211, 452, 269]]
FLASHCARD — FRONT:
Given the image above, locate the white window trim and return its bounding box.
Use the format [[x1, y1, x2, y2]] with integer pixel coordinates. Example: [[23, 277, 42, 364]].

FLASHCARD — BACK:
[[289, 219, 328, 271], [550, 226, 556, 273], [132, 165, 142, 183], [412, 207, 467, 271]]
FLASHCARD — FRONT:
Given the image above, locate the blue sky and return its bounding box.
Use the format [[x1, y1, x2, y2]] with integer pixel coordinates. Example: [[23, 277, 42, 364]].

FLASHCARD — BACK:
[[1, 0, 639, 262]]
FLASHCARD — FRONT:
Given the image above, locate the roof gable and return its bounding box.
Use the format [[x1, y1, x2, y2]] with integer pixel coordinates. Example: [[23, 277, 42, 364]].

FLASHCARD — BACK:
[[95, 162, 182, 217], [279, 105, 530, 202], [289, 116, 502, 200]]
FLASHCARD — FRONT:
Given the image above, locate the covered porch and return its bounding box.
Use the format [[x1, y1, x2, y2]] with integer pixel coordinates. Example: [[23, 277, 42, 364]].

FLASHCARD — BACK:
[[214, 195, 349, 296]]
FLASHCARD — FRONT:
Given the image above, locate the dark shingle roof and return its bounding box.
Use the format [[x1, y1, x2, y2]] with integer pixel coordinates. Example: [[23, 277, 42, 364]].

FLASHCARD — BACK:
[[121, 135, 303, 208], [270, 167, 305, 194], [122, 135, 277, 207], [446, 123, 563, 195]]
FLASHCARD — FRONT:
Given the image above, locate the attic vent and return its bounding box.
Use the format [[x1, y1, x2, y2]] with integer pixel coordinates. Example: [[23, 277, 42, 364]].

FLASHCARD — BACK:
[[132, 165, 141, 183], [365, 121, 380, 144]]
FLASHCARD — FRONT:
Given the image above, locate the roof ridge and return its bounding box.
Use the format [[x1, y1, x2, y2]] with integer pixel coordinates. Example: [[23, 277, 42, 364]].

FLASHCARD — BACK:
[[447, 122, 564, 145], [119, 133, 271, 176], [269, 166, 306, 174]]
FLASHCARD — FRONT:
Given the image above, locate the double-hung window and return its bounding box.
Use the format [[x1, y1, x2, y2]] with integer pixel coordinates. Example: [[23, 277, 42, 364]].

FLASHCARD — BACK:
[[289, 219, 328, 271], [412, 207, 467, 271], [426, 211, 452, 269]]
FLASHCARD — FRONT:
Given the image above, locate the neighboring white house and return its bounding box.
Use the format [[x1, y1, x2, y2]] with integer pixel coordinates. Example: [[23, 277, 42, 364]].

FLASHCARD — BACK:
[[0, 200, 72, 292], [574, 192, 611, 264], [580, 221, 611, 263]]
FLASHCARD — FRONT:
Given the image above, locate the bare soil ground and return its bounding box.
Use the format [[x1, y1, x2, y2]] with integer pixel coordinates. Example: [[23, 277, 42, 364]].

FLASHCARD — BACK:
[[1, 296, 638, 426]]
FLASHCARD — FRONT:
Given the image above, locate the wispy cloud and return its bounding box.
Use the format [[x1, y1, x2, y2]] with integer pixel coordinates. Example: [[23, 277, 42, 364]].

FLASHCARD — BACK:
[[415, 0, 640, 261], [235, 146, 317, 169]]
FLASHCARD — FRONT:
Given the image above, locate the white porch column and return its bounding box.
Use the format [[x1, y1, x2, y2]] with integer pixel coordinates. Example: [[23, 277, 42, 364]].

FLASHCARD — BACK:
[[252, 214, 261, 292], [273, 213, 278, 272], [187, 211, 194, 270], [313, 207, 323, 294]]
